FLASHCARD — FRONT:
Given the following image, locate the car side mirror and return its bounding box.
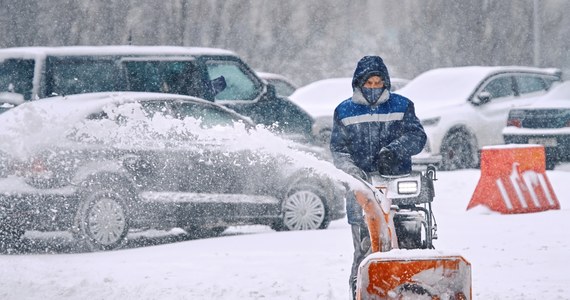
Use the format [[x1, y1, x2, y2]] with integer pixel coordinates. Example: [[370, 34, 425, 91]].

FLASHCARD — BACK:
[[265, 83, 277, 99], [473, 91, 492, 105], [209, 76, 227, 96]]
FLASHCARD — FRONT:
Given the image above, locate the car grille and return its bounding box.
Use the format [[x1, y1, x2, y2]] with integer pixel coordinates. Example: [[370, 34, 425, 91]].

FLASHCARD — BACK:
[[521, 109, 570, 129]]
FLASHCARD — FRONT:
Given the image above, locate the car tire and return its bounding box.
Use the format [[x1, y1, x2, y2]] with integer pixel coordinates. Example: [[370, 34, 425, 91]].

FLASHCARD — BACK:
[[274, 188, 330, 231], [545, 159, 557, 170], [440, 130, 476, 171], [74, 186, 130, 251]]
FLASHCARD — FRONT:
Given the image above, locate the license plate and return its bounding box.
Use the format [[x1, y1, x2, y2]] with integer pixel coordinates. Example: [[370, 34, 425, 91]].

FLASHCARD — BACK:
[[528, 137, 558, 147]]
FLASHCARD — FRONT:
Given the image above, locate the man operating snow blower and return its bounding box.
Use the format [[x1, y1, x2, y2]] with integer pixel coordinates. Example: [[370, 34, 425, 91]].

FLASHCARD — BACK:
[[330, 55, 427, 299], [331, 56, 471, 299]]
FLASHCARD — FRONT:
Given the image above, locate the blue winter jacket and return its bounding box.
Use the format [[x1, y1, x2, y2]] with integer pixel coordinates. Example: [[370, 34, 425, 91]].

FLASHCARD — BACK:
[[330, 56, 426, 176]]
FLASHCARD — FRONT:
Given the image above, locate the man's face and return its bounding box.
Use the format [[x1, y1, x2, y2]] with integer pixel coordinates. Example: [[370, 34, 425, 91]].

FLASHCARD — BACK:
[[362, 75, 384, 89]]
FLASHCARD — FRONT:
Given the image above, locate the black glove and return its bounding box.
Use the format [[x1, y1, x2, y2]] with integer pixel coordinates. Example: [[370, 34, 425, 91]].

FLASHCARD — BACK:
[[378, 147, 397, 175]]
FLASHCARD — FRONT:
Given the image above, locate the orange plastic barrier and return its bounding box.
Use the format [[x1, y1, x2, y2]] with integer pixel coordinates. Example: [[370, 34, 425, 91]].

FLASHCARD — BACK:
[[467, 145, 560, 214]]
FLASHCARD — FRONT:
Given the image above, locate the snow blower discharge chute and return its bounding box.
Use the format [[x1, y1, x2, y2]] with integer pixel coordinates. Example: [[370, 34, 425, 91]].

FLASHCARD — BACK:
[[354, 166, 472, 300]]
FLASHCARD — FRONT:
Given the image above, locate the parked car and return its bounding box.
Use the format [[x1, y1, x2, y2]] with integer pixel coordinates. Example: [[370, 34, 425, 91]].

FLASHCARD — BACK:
[[257, 71, 298, 97], [503, 81, 570, 169], [0, 46, 314, 142], [0, 92, 346, 251], [289, 77, 409, 145], [397, 66, 562, 170]]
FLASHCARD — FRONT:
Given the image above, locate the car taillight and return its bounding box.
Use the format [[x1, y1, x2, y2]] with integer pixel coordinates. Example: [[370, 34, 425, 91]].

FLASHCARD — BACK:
[[29, 157, 54, 179], [506, 118, 522, 128], [31, 158, 47, 173]]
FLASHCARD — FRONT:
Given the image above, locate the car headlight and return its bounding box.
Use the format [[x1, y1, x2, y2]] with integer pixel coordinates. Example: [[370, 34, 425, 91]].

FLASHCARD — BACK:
[[421, 117, 440, 127], [397, 181, 419, 194]]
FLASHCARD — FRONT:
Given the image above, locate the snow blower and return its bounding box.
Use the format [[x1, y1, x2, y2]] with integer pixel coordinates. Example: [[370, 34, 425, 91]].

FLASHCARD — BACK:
[[353, 166, 472, 300]]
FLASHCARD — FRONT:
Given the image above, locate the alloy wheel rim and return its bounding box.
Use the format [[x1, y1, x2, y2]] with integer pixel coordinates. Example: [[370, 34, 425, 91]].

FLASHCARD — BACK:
[[87, 198, 126, 245], [283, 191, 325, 230]]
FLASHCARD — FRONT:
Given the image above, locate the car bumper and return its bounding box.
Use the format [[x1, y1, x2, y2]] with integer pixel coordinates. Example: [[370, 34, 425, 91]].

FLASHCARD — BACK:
[[0, 176, 80, 231], [504, 134, 570, 161]]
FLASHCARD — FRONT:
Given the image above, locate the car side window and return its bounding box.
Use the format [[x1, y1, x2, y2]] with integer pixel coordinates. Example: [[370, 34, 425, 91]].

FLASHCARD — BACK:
[[482, 76, 515, 99], [123, 60, 204, 98], [140, 101, 173, 118], [172, 101, 243, 128], [0, 58, 35, 100], [206, 61, 260, 101], [515, 75, 546, 95], [45, 57, 124, 97]]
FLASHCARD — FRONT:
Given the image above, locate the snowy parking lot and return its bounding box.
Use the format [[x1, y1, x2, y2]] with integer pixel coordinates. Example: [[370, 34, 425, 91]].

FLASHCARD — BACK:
[[1, 166, 569, 300]]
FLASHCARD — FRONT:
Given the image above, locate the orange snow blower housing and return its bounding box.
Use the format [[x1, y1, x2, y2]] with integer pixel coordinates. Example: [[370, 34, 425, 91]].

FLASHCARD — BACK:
[[353, 166, 472, 300]]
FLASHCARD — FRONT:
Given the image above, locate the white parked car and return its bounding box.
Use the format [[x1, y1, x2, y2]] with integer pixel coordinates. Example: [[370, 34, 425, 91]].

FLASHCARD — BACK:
[[503, 81, 570, 169], [398, 66, 562, 170], [289, 77, 409, 145]]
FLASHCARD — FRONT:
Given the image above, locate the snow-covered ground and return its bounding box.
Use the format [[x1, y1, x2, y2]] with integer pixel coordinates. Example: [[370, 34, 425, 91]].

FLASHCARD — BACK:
[[1, 164, 569, 300]]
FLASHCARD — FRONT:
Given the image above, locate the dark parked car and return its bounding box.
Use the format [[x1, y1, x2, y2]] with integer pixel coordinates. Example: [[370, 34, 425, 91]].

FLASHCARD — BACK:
[[503, 81, 570, 169], [0, 92, 345, 251], [0, 46, 314, 142]]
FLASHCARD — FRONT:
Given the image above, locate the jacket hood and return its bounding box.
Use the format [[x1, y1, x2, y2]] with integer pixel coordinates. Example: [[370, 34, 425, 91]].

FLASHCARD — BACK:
[[351, 56, 391, 91]]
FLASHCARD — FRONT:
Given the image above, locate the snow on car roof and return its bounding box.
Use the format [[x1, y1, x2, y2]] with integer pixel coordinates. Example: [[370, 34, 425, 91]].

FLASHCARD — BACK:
[[398, 66, 561, 110], [0, 46, 236, 60], [289, 77, 353, 117], [0, 92, 229, 158]]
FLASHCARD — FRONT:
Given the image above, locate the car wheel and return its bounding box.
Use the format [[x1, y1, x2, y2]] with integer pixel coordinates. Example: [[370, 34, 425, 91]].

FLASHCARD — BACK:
[[277, 189, 329, 231], [440, 130, 476, 171], [545, 157, 557, 170], [75, 188, 130, 251]]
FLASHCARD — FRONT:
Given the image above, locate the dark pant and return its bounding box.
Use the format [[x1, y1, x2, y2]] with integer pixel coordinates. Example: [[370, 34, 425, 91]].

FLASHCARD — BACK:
[[349, 222, 370, 300]]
